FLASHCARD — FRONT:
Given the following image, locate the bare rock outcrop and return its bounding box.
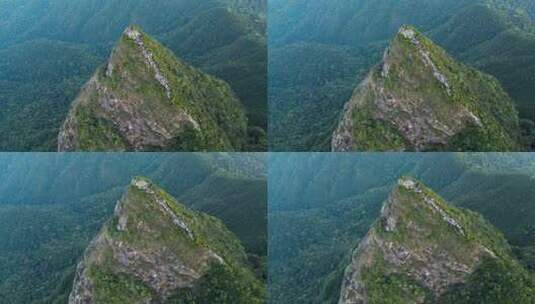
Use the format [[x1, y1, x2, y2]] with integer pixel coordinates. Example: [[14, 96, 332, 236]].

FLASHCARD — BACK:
[[338, 177, 507, 304]]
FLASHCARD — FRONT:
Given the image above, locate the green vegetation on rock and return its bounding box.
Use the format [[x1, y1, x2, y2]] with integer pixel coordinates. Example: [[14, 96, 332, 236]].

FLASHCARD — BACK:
[[59, 26, 249, 152], [332, 25, 523, 152], [70, 177, 265, 303], [339, 177, 535, 303]]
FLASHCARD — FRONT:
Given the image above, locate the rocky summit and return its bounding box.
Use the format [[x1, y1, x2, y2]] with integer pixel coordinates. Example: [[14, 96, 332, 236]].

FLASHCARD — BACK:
[[338, 177, 527, 304], [332, 25, 523, 152], [69, 177, 264, 304], [58, 25, 248, 152]]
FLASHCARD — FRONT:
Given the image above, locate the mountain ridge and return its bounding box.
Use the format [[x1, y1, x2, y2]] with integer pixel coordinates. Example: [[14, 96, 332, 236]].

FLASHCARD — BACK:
[[338, 176, 532, 303], [332, 25, 522, 152], [58, 25, 248, 152], [69, 176, 265, 303]]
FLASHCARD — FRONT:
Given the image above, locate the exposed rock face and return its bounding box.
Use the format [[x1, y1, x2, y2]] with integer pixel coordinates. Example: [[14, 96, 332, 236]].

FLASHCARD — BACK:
[[59, 25, 248, 152], [124, 27, 172, 99], [125, 178, 196, 240], [58, 74, 200, 152], [69, 177, 258, 304], [338, 177, 511, 304], [332, 25, 522, 152]]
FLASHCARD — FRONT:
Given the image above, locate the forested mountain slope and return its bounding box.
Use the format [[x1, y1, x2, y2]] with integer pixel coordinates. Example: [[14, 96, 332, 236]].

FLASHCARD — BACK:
[[0, 0, 266, 150], [269, 0, 535, 151], [269, 153, 535, 303], [0, 153, 266, 303]]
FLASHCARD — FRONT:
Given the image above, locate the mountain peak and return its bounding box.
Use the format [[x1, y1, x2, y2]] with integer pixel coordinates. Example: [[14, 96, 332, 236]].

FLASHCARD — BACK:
[[392, 24, 434, 49], [123, 24, 142, 37], [396, 24, 419, 40], [58, 25, 248, 152], [338, 179, 513, 303], [381, 176, 466, 236], [332, 25, 521, 152], [69, 178, 263, 303], [396, 175, 418, 189], [116, 25, 172, 99], [118, 176, 195, 239], [383, 25, 452, 93]]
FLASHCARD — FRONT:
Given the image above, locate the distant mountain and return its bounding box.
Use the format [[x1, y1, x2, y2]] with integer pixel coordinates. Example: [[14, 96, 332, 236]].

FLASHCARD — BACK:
[[269, 0, 535, 151], [269, 0, 469, 47], [70, 177, 265, 303], [0, 0, 266, 151], [58, 26, 248, 152], [0, 0, 266, 48], [269, 0, 532, 47], [332, 26, 522, 152], [339, 177, 535, 303]]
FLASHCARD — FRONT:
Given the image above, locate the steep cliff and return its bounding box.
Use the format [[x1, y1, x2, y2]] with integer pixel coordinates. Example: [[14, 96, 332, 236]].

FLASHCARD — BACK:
[[338, 177, 534, 303], [69, 177, 264, 303]]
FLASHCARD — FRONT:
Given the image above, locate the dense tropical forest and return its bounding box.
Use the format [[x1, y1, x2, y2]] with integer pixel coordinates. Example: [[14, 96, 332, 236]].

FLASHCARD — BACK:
[[269, 0, 535, 151], [0, 153, 267, 303], [0, 0, 267, 151], [268, 153, 535, 303]]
